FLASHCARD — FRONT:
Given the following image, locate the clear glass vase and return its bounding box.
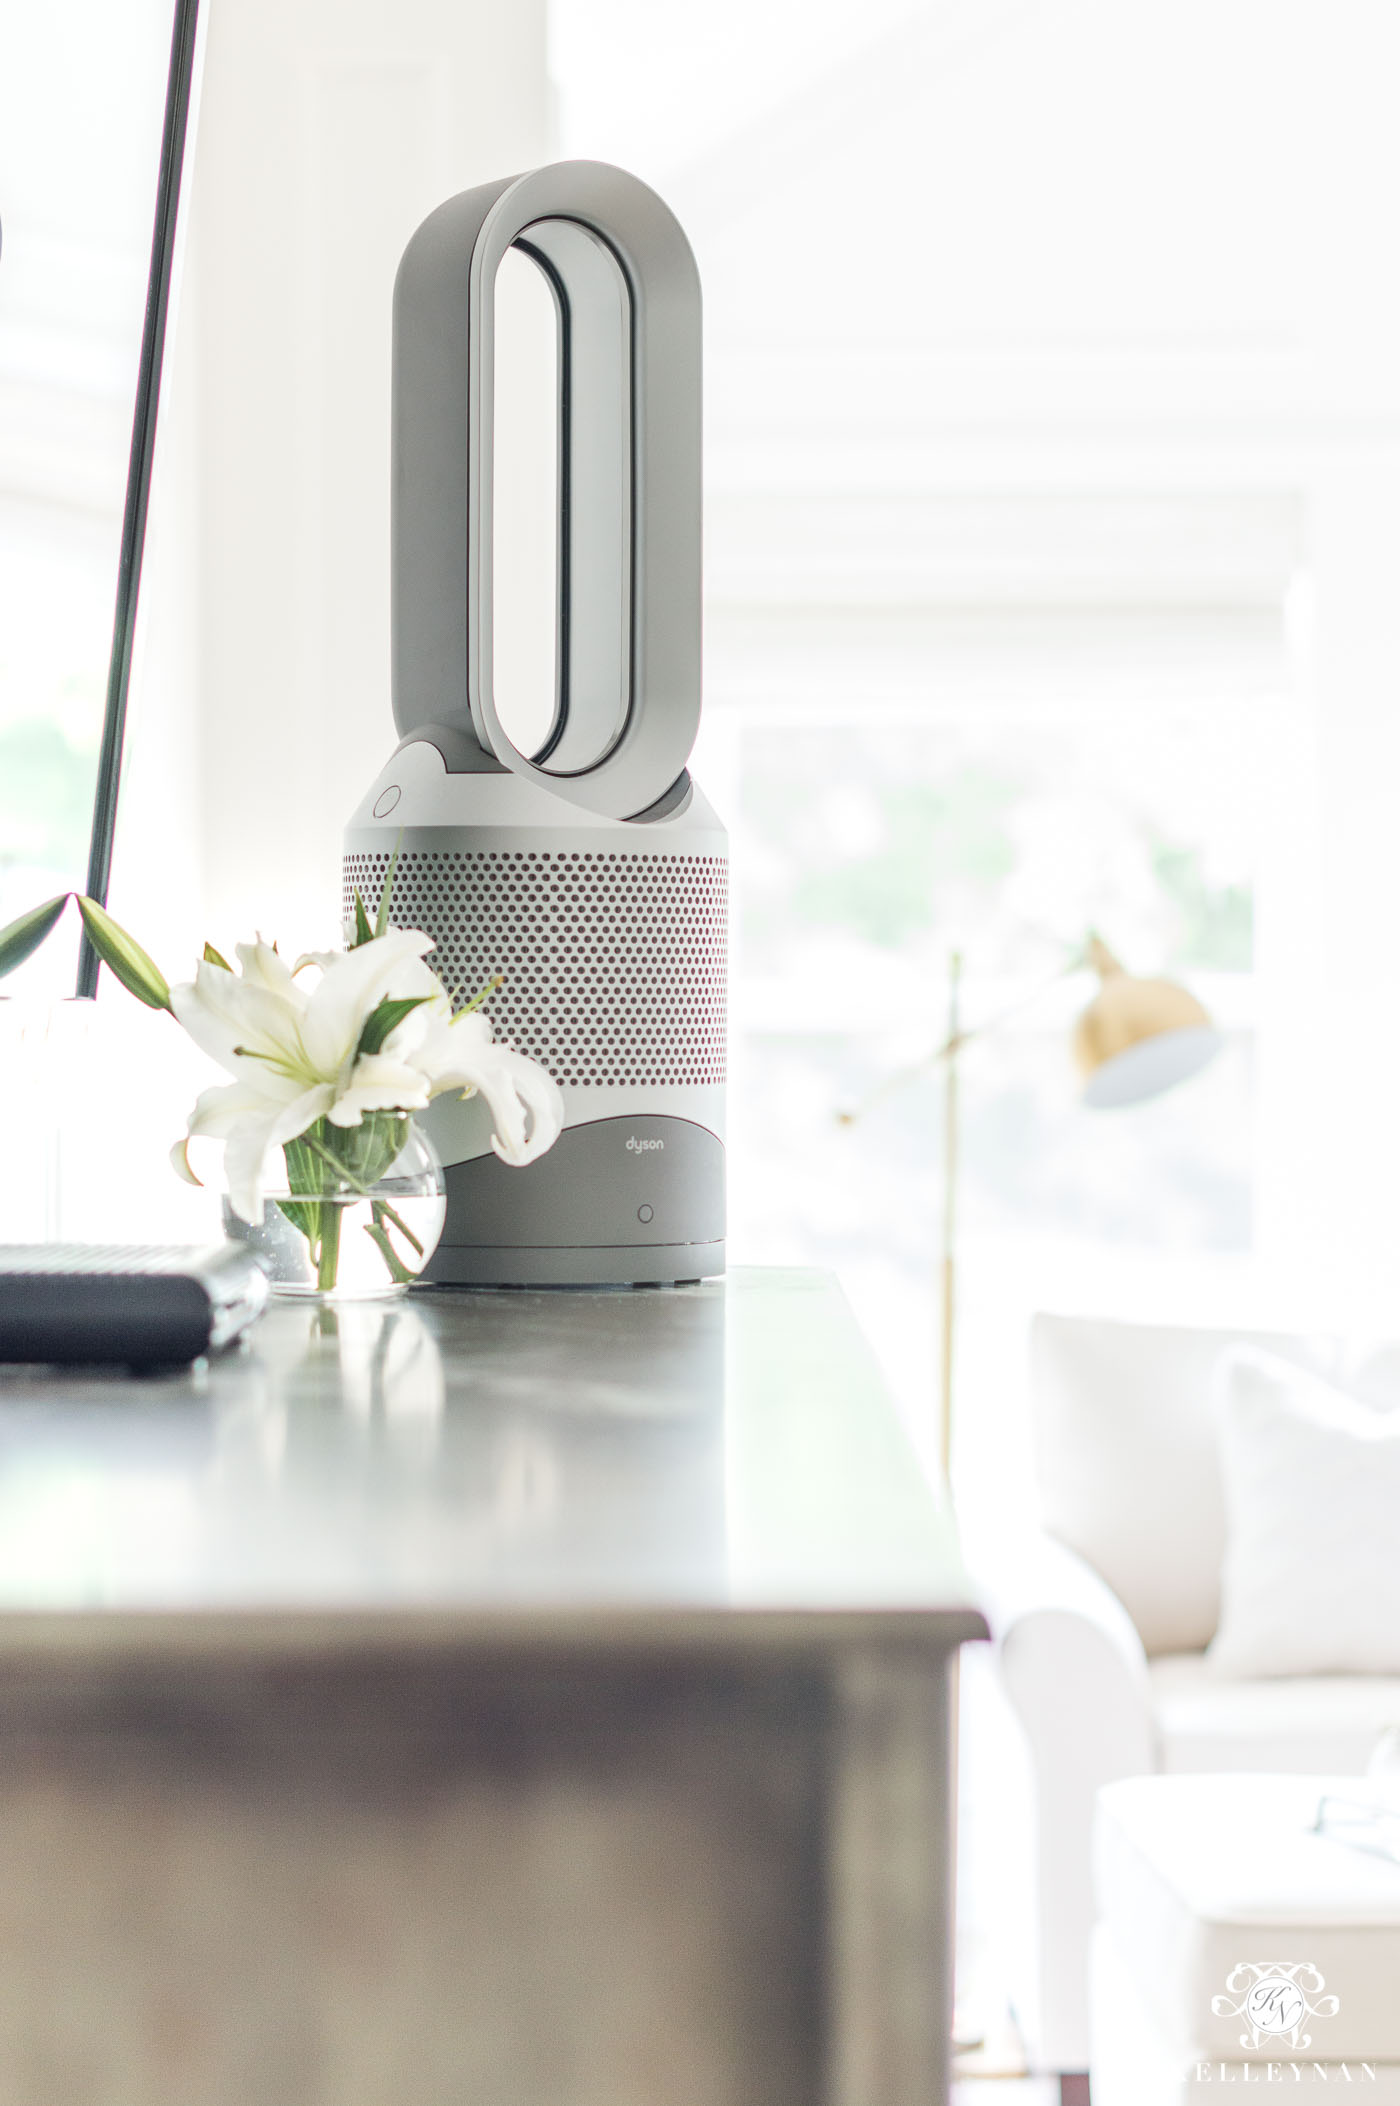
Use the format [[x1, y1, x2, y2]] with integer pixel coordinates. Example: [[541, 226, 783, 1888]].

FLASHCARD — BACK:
[[222, 1113, 446, 1300]]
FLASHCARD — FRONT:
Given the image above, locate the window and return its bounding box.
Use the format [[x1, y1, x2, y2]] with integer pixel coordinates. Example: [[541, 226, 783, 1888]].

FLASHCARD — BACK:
[[551, 1, 1322, 1451], [0, 0, 170, 991], [696, 589, 1277, 1442]]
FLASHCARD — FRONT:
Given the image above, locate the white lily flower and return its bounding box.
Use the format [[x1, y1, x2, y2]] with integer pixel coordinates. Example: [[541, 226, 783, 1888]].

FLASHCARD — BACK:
[[170, 929, 437, 1222], [169, 925, 563, 1221]]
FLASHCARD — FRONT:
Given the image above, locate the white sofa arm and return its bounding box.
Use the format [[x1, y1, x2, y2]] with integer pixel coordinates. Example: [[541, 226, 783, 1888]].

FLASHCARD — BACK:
[[991, 1533, 1157, 2074]]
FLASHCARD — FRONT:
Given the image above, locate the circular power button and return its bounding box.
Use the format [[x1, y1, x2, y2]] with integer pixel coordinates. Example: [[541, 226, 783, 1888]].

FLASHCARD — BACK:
[[373, 785, 401, 818], [637, 1205, 654, 1225]]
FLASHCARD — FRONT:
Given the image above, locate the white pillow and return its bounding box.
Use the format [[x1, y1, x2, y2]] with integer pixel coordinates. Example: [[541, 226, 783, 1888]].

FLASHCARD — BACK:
[[1030, 1315, 1337, 1656], [1210, 1349, 1400, 1677]]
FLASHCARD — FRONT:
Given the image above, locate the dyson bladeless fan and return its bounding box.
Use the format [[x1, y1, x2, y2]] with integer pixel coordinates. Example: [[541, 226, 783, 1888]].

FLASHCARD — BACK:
[[344, 162, 726, 1287]]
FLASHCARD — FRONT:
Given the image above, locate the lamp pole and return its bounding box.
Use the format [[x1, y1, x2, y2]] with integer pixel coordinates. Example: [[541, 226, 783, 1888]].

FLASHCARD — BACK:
[[840, 934, 1219, 1486]]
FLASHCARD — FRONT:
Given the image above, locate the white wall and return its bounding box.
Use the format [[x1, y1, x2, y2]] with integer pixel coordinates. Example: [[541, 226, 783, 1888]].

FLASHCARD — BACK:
[[152, 0, 551, 953]]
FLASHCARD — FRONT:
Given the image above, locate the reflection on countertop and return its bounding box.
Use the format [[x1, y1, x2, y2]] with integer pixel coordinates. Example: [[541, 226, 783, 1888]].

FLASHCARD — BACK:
[[0, 1268, 974, 1628]]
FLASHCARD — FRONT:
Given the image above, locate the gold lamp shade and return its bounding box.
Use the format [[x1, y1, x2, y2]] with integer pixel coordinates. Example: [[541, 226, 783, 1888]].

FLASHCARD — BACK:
[[1073, 935, 1223, 1108]]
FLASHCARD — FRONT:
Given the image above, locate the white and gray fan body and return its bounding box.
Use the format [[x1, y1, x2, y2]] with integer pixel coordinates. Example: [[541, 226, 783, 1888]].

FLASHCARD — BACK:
[[344, 161, 726, 1285]]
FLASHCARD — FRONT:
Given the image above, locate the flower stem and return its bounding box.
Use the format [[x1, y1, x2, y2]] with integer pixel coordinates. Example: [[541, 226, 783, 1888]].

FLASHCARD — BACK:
[[317, 1199, 343, 1291]]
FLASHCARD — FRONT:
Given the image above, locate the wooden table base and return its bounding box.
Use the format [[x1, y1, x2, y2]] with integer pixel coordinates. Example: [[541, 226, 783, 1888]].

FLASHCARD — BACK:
[[0, 1641, 954, 2106]]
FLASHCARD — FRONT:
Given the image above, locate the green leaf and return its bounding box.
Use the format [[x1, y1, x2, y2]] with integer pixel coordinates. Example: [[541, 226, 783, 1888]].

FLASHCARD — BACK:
[[374, 836, 403, 940], [344, 1109, 407, 1187], [298, 1125, 369, 1194], [203, 941, 232, 971], [355, 994, 430, 1060], [276, 1195, 321, 1250], [351, 889, 374, 950], [0, 894, 70, 980], [282, 1131, 329, 1199], [75, 897, 171, 1011]]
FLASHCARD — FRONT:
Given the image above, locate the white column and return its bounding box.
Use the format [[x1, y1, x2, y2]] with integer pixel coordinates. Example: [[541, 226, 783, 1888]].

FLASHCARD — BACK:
[[1294, 455, 1400, 1307]]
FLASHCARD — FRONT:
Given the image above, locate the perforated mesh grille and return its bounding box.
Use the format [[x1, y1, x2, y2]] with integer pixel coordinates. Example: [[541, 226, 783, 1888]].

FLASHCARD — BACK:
[[343, 848, 727, 1089]]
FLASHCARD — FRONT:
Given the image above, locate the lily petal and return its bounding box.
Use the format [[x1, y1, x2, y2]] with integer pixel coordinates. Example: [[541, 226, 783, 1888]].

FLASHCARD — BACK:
[[489, 1048, 565, 1165], [235, 939, 301, 1003], [414, 1012, 563, 1165], [298, 930, 437, 1077], [184, 1078, 278, 1138], [171, 959, 308, 1078], [169, 1136, 203, 1187], [326, 1054, 432, 1126], [221, 1081, 336, 1224]]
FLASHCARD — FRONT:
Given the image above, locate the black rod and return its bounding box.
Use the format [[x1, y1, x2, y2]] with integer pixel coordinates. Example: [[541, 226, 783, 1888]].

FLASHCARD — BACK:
[[76, 0, 201, 997]]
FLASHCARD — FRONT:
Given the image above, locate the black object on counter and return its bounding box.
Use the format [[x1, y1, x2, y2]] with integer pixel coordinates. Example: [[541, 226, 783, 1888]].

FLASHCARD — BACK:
[[0, 1243, 266, 1370]]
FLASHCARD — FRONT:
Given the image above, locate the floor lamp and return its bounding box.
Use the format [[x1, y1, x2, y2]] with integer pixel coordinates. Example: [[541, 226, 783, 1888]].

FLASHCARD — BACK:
[[842, 933, 1223, 1476]]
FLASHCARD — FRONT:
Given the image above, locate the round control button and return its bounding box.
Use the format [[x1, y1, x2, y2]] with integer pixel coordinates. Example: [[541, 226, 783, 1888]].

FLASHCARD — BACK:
[[637, 1204, 654, 1224], [372, 785, 401, 818]]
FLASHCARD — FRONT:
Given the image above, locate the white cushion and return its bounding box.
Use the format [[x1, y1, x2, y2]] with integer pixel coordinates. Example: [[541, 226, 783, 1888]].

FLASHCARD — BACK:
[[1149, 1651, 1400, 1773], [1095, 1774, 1400, 2060], [1031, 1315, 1336, 1657], [1343, 1340, 1400, 1412], [1210, 1351, 1400, 1678]]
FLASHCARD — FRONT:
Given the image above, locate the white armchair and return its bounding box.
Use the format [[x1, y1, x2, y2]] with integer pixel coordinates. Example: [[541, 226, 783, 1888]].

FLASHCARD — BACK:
[[992, 1313, 1400, 2087], [991, 1531, 1153, 2077]]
